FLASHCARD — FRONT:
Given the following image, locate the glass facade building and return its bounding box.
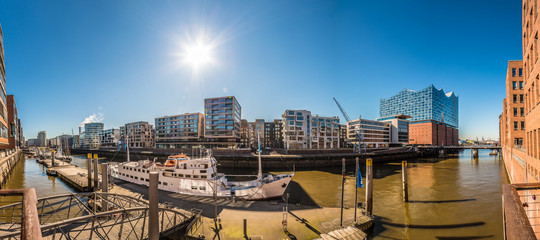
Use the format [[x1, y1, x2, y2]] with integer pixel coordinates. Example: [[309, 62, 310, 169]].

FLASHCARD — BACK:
[[204, 96, 241, 140], [155, 113, 204, 149], [379, 84, 459, 128]]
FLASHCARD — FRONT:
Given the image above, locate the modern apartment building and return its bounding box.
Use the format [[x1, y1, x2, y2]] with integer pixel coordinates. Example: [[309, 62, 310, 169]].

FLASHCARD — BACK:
[[240, 119, 249, 148], [282, 110, 340, 149], [155, 113, 204, 149], [204, 96, 242, 147], [0, 23, 9, 147], [79, 123, 104, 148], [376, 114, 411, 145], [347, 119, 391, 148], [55, 134, 73, 148], [380, 84, 459, 145], [273, 119, 284, 148], [99, 129, 120, 147], [122, 121, 154, 148], [37, 131, 47, 147]]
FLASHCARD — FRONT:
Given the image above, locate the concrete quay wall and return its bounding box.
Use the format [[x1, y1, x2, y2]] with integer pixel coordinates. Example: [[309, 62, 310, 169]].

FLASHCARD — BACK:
[[72, 148, 426, 169], [0, 149, 22, 187]]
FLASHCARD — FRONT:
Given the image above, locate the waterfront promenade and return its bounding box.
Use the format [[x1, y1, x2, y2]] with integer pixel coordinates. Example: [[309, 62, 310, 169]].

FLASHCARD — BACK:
[[110, 179, 373, 239]]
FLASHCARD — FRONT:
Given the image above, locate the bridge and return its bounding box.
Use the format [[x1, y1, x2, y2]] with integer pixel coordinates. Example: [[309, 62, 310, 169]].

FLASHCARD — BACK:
[[417, 145, 501, 150], [0, 190, 201, 239]]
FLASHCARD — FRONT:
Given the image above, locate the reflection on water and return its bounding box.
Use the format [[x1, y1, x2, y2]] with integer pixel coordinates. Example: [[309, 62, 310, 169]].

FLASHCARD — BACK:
[[0, 156, 74, 206], [0, 150, 506, 239], [288, 150, 507, 239]]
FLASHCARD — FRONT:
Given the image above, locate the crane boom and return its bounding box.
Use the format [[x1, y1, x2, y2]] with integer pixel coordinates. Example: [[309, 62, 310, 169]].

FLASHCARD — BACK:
[[333, 98, 351, 123], [333, 97, 364, 153]]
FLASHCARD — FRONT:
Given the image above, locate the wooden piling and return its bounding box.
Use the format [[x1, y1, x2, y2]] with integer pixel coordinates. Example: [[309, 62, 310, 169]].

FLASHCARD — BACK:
[[87, 153, 92, 191], [51, 151, 55, 167], [354, 157, 359, 223], [93, 154, 99, 190], [243, 219, 248, 239], [340, 158, 345, 227], [402, 161, 408, 202], [101, 163, 109, 211], [366, 158, 373, 216]]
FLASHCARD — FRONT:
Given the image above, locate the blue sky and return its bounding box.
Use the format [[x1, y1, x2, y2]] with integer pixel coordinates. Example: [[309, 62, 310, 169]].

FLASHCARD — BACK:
[[0, 0, 522, 140]]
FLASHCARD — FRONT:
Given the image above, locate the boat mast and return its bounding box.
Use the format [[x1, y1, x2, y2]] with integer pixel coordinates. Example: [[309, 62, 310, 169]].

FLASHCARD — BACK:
[[258, 132, 262, 183]]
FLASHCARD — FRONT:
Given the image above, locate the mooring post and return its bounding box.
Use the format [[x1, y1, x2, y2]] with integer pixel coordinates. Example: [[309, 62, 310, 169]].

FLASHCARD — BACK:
[[51, 150, 55, 167], [366, 158, 373, 216], [101, 163, 109, 212], [87, 153, 92, 191], [402, 161, 408, 202], [149, 171, 159, 240], [340, 158, 345, 227], [243, 219, 248, 239], [93, 154, 99, 190], [354, 157, 359, 223]]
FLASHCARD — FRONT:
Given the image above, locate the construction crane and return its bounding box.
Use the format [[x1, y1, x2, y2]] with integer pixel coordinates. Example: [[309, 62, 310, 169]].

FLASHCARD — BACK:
[[333, 97, 365, 154]]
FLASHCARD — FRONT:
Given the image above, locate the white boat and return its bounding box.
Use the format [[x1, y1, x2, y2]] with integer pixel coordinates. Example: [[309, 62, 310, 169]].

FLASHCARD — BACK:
[[110, 135, 294, 200]]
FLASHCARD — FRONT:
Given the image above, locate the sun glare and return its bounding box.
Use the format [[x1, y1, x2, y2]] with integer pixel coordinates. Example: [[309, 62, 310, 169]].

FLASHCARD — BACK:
[[185, 43, 212, 68]]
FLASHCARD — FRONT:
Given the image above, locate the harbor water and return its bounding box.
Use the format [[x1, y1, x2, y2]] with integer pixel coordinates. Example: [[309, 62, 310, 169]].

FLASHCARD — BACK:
[[0, 149, 506, 239]]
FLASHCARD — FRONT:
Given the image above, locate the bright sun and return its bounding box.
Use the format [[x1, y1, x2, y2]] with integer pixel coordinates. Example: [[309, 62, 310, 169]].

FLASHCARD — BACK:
[[184, 42, 212, 69]]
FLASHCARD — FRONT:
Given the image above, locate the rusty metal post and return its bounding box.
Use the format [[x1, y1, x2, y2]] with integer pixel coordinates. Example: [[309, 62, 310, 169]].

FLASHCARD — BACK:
[[93, 154, 99, 190], [366, 158, 373, 216], [402, 161, 408, 202], [87, 153, 92, 191], [149, 171, 159, 240], [22, 188, 43, 240], [101, 163, 109, 212]]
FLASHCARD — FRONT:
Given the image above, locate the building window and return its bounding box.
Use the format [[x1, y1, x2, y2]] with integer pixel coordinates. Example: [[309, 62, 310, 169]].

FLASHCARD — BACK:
[[513, 81, 518, 89], [515, 121, 519, 130], [519, 68, 523, 76], [520, 81, 524, 89], [513, 68, 517, 76], [514, 108, 518, 116], [514, 94, 518, 103], [521, 94, 525, 103], [521, 121, 526, 130], [521, 107, 525, 116]]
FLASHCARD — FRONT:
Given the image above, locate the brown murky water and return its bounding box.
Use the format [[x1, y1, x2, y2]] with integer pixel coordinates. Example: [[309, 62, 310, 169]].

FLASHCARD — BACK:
[[1, 150, 507, 239], [289, 150, 507, 239]]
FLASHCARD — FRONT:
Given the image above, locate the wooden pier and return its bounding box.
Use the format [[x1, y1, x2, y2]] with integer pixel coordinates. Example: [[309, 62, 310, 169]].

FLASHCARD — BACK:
[[36, 157, 99, 192]]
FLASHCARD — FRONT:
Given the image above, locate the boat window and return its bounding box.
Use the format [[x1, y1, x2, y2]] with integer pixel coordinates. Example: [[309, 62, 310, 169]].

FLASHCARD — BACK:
[[191, 186, 197, 190], [200, 170, 207, 173], [146, 179, 149, 182], [200, 186, 206, 190], [185, 174, 191, 178], [193, 175, 199, 179], [163, 182, 168, 186], [159, 181, 162, 185], [178, 174, 184, 177], [201, 175, 207, 179], [204, 164, 208, 168]]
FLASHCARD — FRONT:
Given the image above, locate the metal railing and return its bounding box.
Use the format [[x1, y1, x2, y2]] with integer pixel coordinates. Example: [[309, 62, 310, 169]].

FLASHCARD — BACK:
[[0, 189, 42, 240], [0, 192, 195, 240]]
